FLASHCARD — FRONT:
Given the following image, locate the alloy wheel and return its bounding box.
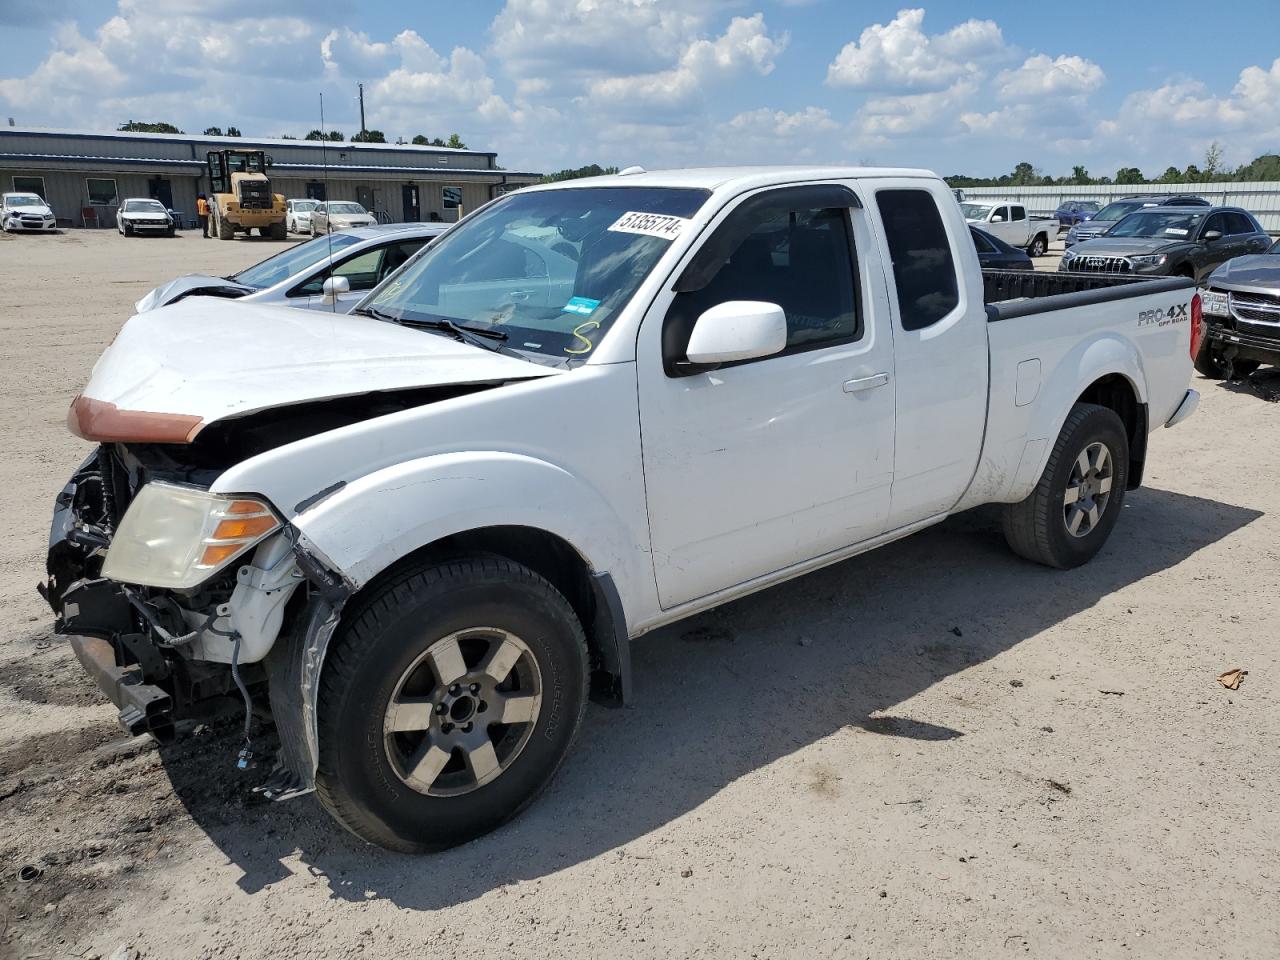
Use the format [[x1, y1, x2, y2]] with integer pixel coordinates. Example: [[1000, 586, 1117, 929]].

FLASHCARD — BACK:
[[1063, 441, 1114, 538], [383, 628, 543, 797]]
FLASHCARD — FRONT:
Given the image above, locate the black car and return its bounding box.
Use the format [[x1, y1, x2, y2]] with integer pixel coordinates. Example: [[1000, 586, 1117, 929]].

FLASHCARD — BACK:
[[1060, 206, 1270, 283], [1065, 194, 1210, 246], [970, 226, 1033, 270], [1197, 237, 1280, 379]]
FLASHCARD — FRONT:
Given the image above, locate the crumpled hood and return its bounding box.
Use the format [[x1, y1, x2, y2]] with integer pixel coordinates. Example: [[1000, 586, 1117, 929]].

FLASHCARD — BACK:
[[1069, 236, 1187, 257], [6, 201, 53, 217], [1207, 254, 1280, 290], [75, 299, 556, 438], [135, 274, 256, 313]]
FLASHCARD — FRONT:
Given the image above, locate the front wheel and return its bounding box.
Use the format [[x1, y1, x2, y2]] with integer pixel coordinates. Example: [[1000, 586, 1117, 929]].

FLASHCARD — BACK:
[[1003, 403, 1129, 569], [315, 556, 589, 853], [1028, 234, 1048, 258]]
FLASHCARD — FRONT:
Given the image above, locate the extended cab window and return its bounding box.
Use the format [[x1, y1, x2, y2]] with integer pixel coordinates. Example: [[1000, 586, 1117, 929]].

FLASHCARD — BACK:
[[1011, 205, 1027, 221], [876, 189, 960, 331], [663, 186, 861, 373]]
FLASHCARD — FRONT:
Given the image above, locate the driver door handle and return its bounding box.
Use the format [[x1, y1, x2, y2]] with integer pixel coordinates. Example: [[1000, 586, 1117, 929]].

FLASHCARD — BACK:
[[844, 373, 890, 394]]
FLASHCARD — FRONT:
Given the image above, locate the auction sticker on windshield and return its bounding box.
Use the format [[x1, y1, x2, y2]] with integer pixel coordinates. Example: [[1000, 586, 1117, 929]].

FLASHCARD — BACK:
[[608, 211, 690, 240]]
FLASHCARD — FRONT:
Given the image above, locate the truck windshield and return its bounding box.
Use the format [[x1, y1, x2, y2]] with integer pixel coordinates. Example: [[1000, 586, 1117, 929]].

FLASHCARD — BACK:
[[1106, 211, 1205, 239], [960, 203, 993, 220], [232, 232, 362, 288], [363, 185, 710, 361]]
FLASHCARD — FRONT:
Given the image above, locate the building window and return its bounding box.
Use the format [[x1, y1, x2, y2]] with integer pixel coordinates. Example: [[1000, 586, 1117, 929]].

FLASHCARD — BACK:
[[13, 175, 45, 199], [442, 186, 463, 209], [86, 178, 118, 206]]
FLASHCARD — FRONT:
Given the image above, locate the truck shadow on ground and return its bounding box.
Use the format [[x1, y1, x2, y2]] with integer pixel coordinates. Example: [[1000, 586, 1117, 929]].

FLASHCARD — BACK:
[[160, 486, 1260, 907]]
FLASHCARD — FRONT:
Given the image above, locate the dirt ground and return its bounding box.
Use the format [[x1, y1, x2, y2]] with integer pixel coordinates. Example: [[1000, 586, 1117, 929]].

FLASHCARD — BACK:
[[1, 228, 1278, 960]]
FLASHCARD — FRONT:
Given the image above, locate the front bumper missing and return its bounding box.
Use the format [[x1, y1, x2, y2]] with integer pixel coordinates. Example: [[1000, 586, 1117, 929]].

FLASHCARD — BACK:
[[70, 634, 174, 739]]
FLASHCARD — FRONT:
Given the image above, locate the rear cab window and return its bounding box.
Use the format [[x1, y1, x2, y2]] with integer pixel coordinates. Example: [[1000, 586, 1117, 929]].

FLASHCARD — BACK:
[[875, 189, 960, 331]]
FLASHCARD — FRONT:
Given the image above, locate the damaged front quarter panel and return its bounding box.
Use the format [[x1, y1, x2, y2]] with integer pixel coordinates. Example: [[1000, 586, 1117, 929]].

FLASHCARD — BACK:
[[258, 530, 355, 801]]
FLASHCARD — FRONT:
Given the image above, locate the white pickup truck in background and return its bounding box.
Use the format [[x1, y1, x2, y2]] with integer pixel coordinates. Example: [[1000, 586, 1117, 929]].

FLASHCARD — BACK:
[[961, 198, 1056, 257], [45, 165, 1201, 853]]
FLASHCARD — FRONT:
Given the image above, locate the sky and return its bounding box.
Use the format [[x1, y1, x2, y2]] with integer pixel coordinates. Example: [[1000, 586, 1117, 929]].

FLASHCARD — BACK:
[[1, 0, 1278, 178]]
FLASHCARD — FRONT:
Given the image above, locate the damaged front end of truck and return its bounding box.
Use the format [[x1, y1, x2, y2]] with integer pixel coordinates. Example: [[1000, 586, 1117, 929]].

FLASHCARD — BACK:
[[42, 438, 358, 798]]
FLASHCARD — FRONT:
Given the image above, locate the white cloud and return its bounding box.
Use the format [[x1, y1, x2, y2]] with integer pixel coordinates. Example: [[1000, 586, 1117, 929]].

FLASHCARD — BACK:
[[490, 0, 714, 88], [997, 54, 1104, 101], [584, 13, 787, 115], [826, 8, 1004, 92]]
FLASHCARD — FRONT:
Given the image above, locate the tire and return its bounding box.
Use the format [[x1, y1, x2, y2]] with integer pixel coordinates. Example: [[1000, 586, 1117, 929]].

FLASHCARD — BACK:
[[123, 223, 133, 237], [1193, 340, 1227, 379], [1028, 234, 1048, 258], [166, 226, 175, 237], [268, 219, 287, 240], [310, 220, 317, 237], [315, 556, 590, 853], [1002, 403, 1129, 569], [217, 212, 235, 240], [1226, 360, 1261, 379]]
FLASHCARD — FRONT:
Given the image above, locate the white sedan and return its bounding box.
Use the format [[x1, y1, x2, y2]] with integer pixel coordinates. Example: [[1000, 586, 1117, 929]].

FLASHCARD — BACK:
[[134, 223, 448, 313], [1, 192, 57, 232], [117, 198, 175, 237], [286, 199, 319, 234]]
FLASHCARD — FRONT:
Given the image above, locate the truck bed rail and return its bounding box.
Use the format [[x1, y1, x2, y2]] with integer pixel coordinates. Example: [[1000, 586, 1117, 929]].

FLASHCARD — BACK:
[[984, 270, 1194, 321]]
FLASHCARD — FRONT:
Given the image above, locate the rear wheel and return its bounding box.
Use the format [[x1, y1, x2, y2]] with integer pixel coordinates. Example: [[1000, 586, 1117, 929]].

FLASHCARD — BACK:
[[1003, 403, 1129, 569], [315, 556, 590, 852], [268, 219, 287, 240], [217, 212, 234, 240]]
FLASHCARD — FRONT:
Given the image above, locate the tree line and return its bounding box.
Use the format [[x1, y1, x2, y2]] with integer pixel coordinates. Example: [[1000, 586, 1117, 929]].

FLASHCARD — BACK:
[[947, 145, 1280, 189], [116, 120, 465, 148]]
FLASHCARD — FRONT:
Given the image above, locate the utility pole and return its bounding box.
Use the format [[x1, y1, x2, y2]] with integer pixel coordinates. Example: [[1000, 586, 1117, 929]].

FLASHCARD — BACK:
[[358, 83, 367, 139]]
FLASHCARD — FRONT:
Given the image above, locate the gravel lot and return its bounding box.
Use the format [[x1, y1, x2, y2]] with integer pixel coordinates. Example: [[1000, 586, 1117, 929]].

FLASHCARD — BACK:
[[1, 228, 1278, 960]]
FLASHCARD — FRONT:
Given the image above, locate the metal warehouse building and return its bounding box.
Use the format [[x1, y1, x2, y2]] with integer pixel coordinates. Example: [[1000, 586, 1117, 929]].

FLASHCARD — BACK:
[[0, 127, 541, 228]]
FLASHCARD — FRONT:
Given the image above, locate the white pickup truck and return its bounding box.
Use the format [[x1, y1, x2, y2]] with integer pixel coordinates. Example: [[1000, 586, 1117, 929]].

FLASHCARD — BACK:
[[45, 166, 1202, 853], [961, 198, 1055, 257]]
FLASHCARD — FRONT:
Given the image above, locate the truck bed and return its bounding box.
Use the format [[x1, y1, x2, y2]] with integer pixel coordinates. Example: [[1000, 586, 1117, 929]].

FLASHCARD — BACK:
[[983, 269, 1194, 320]]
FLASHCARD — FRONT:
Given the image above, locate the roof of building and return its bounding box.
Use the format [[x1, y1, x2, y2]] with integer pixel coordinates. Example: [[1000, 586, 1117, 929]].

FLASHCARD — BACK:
[[1, 125, 496, 158], [0, 150, 539, 180]]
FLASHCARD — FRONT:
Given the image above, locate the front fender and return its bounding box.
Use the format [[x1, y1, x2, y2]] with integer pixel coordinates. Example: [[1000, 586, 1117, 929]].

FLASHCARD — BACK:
[[290, 450, 643, 605]]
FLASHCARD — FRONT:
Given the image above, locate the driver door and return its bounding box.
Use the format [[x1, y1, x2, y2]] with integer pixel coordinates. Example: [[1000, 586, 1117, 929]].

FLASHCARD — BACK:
[[637, 184, 896, 609]]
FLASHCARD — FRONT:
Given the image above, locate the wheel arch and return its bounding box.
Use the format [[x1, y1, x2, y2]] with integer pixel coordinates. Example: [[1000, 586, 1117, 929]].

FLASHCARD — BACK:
[[1000, 336, 1149, 504], [1075, 372, 1148, 489], [353, 524, 631, 706]]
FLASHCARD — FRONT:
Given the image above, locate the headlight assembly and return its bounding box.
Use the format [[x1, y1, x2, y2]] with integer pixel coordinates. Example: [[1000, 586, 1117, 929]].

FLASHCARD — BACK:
[[101, 482, 281, 589], [1128, 254, 1167, 267]]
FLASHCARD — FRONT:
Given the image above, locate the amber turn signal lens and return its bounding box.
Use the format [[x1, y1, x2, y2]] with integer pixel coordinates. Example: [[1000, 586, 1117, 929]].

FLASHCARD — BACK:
[[199, 543, 245, 567], [212, 515, 278, 540]]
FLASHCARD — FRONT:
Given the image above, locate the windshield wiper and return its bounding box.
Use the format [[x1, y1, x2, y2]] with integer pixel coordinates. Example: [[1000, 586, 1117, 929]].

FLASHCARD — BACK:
[[355, 306, 510, 352]]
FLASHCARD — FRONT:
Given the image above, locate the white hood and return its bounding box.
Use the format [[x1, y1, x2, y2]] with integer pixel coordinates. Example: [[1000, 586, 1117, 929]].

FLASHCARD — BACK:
[[79, 299, 556, 429]]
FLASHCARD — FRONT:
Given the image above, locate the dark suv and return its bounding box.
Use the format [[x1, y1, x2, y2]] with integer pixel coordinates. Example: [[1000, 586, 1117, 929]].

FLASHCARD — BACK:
[[1055, 199, 1100, 228], [1061, 205, 1270, 283], [1065, 194, 1209, 247]]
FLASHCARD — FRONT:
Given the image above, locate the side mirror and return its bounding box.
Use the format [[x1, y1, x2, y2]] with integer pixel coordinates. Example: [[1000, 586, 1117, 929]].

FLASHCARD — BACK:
[[1203, 230, 1223, 242], [991, 215, 1005, 223], [685, 301, 788, 367], [321, 275, 350, 304]]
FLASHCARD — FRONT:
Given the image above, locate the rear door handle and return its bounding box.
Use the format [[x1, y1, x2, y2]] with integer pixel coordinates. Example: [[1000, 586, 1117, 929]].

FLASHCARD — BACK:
[[843, 373, 890, 394]]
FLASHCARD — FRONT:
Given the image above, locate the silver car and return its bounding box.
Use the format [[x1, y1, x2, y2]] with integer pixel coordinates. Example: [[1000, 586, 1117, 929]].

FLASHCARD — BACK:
[[311, 200, 377, 235], [134, 223, 449, 314]]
